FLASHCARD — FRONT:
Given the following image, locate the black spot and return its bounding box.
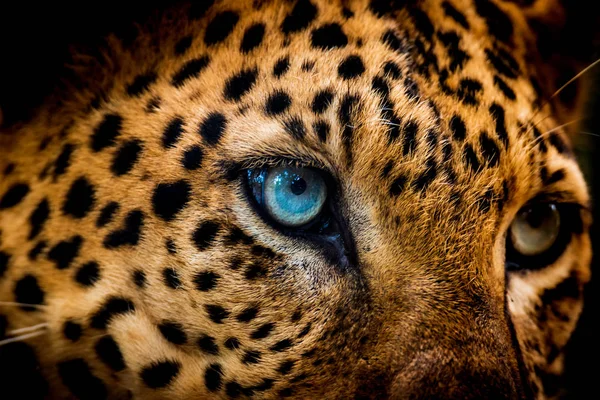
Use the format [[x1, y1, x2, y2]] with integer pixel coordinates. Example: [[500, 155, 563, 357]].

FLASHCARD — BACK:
[[372, 76, 390, 98], [437, 31, 470, 71], [141, 360, 181, 389], [28, 198, 50, 240], [111, 139, 143, 176], [62, 177, 95, 218], [224, 68, 258, 101], [242, 350, 261, 364], [548, 132, 570, 154], [474, 0, 513, 43], [190, 0, 215, 19], [75, 261, 100, 287], [159, 321, 187, 345], [193, 220, 220, 251], [270, 339, 293, 352], [198, 334, 220, 355], [280, 388, 294, 397], [14, 274, 44, 311], [237, 306, 259, 323], [312, 90, 334, 114], [223, 227, 254, 246], [0, 183, 29, 209], [410, 8, 434, 39], [205, 11, 239, 46], [194, 270, 219, 291], [3, 163, 15, 176], [266, 90, 292, 115], [163, 267, 181, 289], [479, 131, 500, 167], [251, 322, 274, 340], [494, 75, 516, 100], [174, 35, 193, 55], [485, 48, 519, 79], [103, 210, 144, 248], [369, 0, 404, 17], [95, 336, 125, 371], [281, 0, 318, 34], [204, 363, 223, 392], [225, 381, 245, 398], [90, 296, 135, 329], [273, 56, 291, 77], [127, 72, 157, 97], [200, 112, 228, 145], [48, 235, 83, 270], [205, 304, 229, 324], [91, 114, 122, 152], [297, 322, 312, 338], [489, 103, 509, 148], [224, 337, 241, 350], [241, 23, 266, 53], [132, 269, 146, 288], [278, 360, 295, 375], [313, 120, 330, 142], [390, 175, 406, 196], [545, 169, 565, 185], [53, 143, 75, 180], [413, 159, 438, 192], [338, 94, 360, 158], [182, 145, 204, 170], [166, 238, 178, 254], [57, 359, 107, 400], [311, 23, 348, 49], [381, 29, 405, 53], [171, 56, 211, 88], [338, 55, 365, 79], [541, 274, 580, 306], [162, 116, 185, 149], [283, 117, 306, 140], [244, 262, 267, 280], [27, 241, 46, 261], [464, 143, 481, 173], [383, 61, 401, 79], [152, 180, 191, 222], [402, 121, 418, 156], [457, 78, 482, 106], [442, 1, 469, 29], [63, 320, 82, 342], [96, 201, 119, 228]]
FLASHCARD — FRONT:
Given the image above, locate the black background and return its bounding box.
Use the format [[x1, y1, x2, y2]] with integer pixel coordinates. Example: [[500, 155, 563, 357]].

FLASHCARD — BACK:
[[0, 3, 596, 398]]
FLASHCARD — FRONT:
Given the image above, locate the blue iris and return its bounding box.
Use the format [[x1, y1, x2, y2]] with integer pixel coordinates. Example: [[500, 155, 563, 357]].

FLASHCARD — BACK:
[[248, 166, 327, 227]]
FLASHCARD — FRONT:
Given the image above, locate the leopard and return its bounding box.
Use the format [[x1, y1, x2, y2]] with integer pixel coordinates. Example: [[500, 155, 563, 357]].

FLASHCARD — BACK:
[[0, 0, 596, 398]]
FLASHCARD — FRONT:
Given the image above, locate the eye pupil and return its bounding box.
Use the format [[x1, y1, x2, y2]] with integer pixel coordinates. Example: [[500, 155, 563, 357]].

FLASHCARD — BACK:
[[290, 176, 307, 195]]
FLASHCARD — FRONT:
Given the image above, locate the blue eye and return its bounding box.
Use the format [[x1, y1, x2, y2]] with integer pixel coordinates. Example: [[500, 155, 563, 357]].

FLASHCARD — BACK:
[[247, 166, 328, 228]]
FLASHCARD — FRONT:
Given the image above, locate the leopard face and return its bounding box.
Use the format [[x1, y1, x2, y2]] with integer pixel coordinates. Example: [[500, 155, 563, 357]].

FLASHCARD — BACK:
[[0, 0, 593, 399]]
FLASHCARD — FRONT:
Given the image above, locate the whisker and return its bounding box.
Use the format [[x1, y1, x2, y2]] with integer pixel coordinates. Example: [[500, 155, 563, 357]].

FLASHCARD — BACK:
[[550, 58, 600, 102], [578, 130, 600, 138], [526, 57, 600, 143], [0, 301, 47, 310], [0, 330, 46, 347], [7, 323, 49, 336]]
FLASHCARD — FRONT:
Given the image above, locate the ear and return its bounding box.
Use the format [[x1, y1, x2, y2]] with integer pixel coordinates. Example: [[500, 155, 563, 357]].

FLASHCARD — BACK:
[[508, 0, 600, 135]]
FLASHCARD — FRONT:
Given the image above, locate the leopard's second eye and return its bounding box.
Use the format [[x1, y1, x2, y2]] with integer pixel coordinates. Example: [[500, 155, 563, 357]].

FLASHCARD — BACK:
[[247, 166, 328, 228], [509, 203, 560, 256]]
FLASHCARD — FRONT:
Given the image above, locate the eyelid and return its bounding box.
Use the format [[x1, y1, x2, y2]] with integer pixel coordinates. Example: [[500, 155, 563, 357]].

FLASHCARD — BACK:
[[218, 155, 333, 182], [526, 191, 590, 212]]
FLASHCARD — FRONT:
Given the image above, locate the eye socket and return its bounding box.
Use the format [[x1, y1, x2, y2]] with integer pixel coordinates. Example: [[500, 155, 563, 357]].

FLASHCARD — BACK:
[[506, 202, 583, 270], [247, 166, 328, 228], [509, 203, 560, 256]]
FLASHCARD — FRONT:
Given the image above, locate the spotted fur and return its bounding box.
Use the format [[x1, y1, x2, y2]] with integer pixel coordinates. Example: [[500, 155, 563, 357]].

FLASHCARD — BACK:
[[0, 0, 594, 398]]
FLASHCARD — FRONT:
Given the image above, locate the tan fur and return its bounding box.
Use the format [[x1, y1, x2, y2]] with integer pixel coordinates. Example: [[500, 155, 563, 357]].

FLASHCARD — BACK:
[[0, 0, 592, 399]]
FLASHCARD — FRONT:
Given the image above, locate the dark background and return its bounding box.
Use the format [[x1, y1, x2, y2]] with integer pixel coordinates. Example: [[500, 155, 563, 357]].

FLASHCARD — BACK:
[[0, 3, 596, 398]]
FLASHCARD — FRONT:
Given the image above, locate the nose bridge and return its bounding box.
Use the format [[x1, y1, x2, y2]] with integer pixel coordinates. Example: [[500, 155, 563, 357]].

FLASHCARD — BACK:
[[360, 236, 527, 398]]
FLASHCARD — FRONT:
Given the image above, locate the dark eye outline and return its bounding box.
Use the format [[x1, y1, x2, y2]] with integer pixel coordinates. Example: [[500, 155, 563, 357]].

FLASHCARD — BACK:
[[505, 202, 584, 271]]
